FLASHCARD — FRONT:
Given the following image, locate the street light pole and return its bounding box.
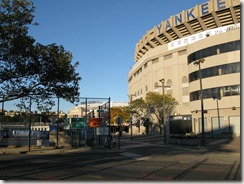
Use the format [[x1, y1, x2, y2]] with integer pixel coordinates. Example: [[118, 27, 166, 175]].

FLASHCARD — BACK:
[[56, 97, 60, 148], [129, 94, 135, 140], [28, 96, 32, 151], [159, 79, 165, 136], [85, 98, 88, 147], [159, 79, 170, 143], [1, 96, 4, 134], [213, 96, 221, 132], [194, 58, 206, 146]]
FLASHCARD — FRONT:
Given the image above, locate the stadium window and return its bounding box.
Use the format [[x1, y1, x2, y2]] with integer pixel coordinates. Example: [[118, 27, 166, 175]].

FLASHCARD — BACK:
[[152, 58, 159, 64], [233, 62, 240, 73], [178, 49, 186, 56], [223, 86, 231, 96], [227, 42, 235, 52], [154, 82, 158, 89], [235, 40, 240, 50], [189, 72, 197, 82], [139, 67, 142, 73], [231, 85, 240, 95], [182, 76, 188, 84], [211, 88, 220, 98], [201, 68, 208, 78], [221, 64, 231, 75], [144, 63, 148, 69], [182, 87, 188, 96], [191, 91, 199, 101], [188, 40, 240, 65], [201, 48, 207, 58], [212, 45, 219, 55], [202, 88, 210, 99], [219, 43, 227, 53], [187, 53, 195, 64], [167, 79, 173, 95], [205, 47, 212, 57], [167, 79, 172, 87], [164, 54, 172, 60], [196, 51, 201, 61]]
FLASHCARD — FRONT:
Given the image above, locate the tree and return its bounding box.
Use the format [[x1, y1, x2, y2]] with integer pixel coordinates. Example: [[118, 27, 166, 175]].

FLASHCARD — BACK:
[[110, 106, 130, 125], [130, 98, 147, 124], [130, 92, 178, 132], [0, 0, 81, 105], [145, 92, 178, 130]]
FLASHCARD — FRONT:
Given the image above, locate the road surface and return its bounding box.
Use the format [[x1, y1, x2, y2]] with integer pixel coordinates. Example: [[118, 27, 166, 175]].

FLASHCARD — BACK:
[[0, 135, 240, 181]]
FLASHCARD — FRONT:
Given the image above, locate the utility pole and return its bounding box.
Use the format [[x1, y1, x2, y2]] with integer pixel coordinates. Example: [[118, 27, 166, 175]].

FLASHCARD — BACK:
[[158, 79, 171, 143], [56, 97, 60, 148], [129, 94, 136, 140], [28, 96, 32, 151], [194, 58, 206, 146]]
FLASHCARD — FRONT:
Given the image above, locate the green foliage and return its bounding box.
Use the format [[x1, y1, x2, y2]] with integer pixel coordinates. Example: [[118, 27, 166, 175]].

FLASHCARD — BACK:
[[110, 106, 130, 125], [130, 98, 147, 119], [0, 0, 81, 106], [130, 92, 178, 125]]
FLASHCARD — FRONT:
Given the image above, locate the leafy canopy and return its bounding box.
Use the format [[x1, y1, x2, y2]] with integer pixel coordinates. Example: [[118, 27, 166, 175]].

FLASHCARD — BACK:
[[0, 0, 81, 104], [130, 92, 178, 124], [110, 106, 130, 125]]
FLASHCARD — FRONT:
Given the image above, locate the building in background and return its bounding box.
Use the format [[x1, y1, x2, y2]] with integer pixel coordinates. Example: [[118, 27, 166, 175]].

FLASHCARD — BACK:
[[128, 0, 240, 137], [67, 101, 128, 118]]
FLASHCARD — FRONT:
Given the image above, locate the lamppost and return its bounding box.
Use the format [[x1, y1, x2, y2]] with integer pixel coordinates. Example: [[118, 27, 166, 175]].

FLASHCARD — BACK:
[[1, 96, 4, 135], [193, 58, 206, 146], [129, 94, 136, 140], [158, 79, 171, 143], [213, 95, 221, 133], [56, 97, 60, 148], [28, 96, 32, 151]]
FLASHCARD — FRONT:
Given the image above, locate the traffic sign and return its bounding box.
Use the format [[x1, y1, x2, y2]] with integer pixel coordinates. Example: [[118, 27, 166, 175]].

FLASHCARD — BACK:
[[97, 109, 104, 112], [71, 118, 85, 129], [89, 118, 103, 127]]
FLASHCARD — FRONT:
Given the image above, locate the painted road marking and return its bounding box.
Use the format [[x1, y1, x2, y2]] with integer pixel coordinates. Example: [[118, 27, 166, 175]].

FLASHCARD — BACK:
[[208, 139, 230, 145], [120, 152, 141, 158], [120, 151, 151, 161]]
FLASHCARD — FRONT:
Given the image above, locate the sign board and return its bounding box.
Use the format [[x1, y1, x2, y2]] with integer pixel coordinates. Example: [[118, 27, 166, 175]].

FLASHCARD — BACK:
[[116, 116, 122, 125], [170, 115, 192, 121], [168, 23, 240, 50], [97, 109, 104, 112], [50, 125, 57, 132], [96, 127, 109, 135], [89, 118, 103, 127], [71, 118, 85, 129]]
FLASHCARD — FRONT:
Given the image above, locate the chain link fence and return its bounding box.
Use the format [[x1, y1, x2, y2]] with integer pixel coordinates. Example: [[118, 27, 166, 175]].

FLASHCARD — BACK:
[[0, 96, 111, 149]]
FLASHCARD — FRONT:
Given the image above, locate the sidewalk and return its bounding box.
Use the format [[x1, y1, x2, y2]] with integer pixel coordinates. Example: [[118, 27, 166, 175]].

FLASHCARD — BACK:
[[0, 137, 239, 155], [0, 145, 126, 155]]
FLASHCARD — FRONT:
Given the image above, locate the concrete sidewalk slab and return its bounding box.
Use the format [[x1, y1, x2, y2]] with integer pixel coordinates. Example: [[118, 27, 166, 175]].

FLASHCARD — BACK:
[[207, 139, 230, 145], [0, 146, 125, 155]]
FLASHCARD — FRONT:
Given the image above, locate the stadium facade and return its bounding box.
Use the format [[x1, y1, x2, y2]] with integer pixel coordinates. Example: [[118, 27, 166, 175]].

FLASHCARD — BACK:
[[128, 0, 240, 136]]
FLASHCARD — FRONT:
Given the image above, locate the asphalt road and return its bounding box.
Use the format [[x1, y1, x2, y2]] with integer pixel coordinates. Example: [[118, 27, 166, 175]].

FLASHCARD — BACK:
[[0, 135, 241, 181]]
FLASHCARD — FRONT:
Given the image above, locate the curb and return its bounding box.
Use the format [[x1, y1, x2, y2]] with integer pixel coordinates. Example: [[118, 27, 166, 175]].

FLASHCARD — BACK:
[[0, 147, 126, 155]]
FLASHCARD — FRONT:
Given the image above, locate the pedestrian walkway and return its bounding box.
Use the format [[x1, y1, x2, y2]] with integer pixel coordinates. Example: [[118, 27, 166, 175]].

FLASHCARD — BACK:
[[207, 139, 229, 145], [0, 136, 240, 155], [0, 145, 125, 155]]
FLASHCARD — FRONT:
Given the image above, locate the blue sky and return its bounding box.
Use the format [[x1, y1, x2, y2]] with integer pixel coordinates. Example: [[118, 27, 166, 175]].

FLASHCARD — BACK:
[[25, 0, 207, 112]]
